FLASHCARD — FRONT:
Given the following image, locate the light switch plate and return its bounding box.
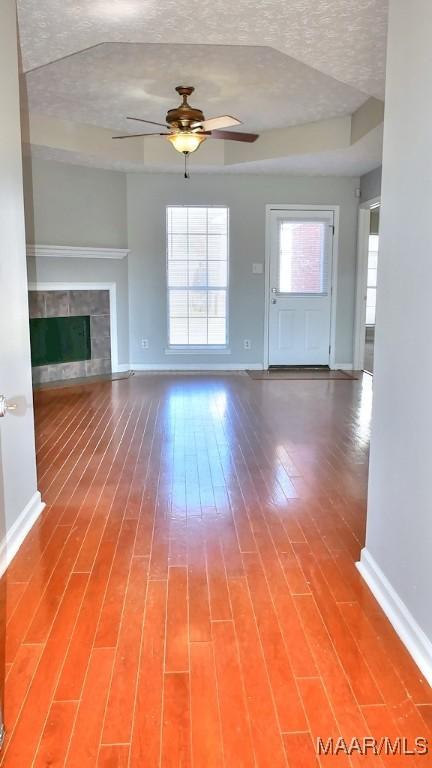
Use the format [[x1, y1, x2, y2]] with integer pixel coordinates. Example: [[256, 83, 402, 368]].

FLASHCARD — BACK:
[[252, 262, 263, 274]]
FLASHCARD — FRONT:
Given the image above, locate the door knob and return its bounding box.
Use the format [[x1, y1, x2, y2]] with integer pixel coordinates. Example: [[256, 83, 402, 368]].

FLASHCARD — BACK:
[[0, 395, 17, 418]]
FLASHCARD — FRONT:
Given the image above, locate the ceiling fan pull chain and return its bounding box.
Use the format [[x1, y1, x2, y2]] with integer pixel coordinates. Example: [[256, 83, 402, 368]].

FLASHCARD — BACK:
[[184, 152, 190, 179]]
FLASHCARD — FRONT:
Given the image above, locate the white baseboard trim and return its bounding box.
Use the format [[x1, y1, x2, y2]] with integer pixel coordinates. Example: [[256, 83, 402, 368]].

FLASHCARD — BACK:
[[357, 548, 432, 686], [0, 491, 45, 576], [130, 362, 264, 371], [112, 363, 130, 373], [331, 362, 354, 371]]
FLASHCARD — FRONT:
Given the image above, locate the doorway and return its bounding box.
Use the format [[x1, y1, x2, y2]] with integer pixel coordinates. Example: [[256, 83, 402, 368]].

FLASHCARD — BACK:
[[354, 199, 380, 373], [265, 206, 336, 367]]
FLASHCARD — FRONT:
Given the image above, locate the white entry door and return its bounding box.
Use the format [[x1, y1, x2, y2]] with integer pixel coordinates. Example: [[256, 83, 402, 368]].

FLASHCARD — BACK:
[[267, 208, 334, 366]]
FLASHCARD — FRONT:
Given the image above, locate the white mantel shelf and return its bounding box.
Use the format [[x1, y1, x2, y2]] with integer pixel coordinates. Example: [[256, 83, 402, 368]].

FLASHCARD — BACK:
[[26, 244, 129, 260]]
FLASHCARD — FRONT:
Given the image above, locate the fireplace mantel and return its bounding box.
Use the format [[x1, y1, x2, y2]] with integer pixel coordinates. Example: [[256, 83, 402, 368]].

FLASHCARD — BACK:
[[27, 244, 129, 260]]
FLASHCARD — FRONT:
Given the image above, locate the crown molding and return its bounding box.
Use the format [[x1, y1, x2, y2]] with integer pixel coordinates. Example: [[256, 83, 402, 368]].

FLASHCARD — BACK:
[[26, 244, 129, 260]]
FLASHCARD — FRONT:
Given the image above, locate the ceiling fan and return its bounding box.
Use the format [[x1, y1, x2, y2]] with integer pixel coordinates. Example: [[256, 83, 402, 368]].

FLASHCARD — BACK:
[[113, 85, 258, 175]]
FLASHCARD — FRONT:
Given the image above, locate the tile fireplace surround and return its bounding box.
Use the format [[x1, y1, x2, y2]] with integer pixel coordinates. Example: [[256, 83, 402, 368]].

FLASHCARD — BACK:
[[28, 289, 111, 384]]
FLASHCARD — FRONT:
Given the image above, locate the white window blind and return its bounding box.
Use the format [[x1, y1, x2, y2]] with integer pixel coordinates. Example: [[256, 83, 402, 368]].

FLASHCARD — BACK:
[[167, 206, 228, 346], [278, 220, 328, 295]]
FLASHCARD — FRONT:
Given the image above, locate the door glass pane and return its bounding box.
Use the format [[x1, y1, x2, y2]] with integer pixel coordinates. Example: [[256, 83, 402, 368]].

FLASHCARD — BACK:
[[366, 287, 377, 325], [278, 220, 327, 294], [366, 233, 379, 326], [368, 267, 377, 288], [369, 234, 379, 253]]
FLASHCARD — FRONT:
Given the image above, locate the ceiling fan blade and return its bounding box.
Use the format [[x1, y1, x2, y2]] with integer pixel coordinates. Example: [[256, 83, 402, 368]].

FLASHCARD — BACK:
[[209, 130, 259, 143], [191, 115, 242, 131], [112, 132, 170, 139], [127, 116, 169, 128]]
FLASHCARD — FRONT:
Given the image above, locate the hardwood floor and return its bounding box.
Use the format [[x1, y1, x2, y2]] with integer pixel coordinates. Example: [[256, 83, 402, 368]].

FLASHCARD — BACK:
[[1, 372, 431, 766]]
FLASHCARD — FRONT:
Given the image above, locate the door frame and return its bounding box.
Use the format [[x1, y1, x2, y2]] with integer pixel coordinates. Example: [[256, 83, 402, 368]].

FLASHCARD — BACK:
[[353, 196, 380, 371], [264, 204, 340, 370]]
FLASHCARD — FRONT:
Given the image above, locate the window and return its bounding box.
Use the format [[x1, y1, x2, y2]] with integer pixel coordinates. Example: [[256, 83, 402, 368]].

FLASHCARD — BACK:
[[366, 234, 378, 325], [278, 220, 328, 294], [167, 206, 228, 346]]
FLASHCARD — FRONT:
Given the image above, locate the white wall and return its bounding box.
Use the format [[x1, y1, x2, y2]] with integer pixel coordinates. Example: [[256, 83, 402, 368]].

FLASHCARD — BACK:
[[127, 173, 360, 367], [0, 1, 40, 563], [360, 0, 432, 680]]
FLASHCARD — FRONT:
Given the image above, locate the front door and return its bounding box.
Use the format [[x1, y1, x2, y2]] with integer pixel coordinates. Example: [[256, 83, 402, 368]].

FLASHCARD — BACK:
[[267, 208, 334, 366]]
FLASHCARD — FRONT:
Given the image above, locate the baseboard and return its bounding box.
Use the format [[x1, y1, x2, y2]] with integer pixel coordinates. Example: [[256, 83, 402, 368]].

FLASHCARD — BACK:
[[112, 363, 130, 373], [130, 362, 264, 371], [331, 362, 354, 371], [0, 491, 45, 576], [357, 548, 432, 686]]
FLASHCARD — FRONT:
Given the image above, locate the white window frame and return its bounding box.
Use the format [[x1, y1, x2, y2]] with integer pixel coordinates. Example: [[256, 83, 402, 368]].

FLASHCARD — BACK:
[[165, 205, 230, 352], [353, 196, 380, 370]]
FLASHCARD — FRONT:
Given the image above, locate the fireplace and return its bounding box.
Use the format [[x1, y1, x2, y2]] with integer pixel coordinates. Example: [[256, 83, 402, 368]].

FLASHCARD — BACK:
[[30, 315, 91, 367], [28, 289, 111, 384]]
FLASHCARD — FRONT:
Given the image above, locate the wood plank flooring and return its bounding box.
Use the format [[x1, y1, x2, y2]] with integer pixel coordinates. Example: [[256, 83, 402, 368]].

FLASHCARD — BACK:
[[1, 372, 431, 766]]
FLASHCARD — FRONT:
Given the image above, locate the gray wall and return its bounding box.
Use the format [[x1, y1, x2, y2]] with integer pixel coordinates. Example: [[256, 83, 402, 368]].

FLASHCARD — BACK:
[[23, 158, 130, 366], [364, 0, 432, 657], [127, 173, 360, 366], [24, 158, 361, 368], [360, 166, 382, 203], [23, 157, 127, 247]]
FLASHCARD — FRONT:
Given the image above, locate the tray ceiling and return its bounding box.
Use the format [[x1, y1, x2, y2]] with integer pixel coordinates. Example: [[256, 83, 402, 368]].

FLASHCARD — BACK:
[[25, 43, 369, 134], [27, 123, 383, 177], [18, 0, 388, 99], [17, 0, 387, 174]]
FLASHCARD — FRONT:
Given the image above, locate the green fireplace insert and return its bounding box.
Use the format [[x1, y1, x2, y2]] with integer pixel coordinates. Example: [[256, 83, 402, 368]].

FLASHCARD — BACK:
[[30, 315, 91, 367]]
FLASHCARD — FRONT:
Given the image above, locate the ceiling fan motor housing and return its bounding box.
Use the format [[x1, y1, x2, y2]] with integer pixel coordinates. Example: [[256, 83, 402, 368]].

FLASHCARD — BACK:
[[166, 86, 205, 130]]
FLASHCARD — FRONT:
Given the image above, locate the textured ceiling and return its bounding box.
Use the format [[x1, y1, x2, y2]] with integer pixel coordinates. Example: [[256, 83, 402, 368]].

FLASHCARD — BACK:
[[18, 0, 386, 175], [18, 0, 388, 99], [25, 43, 368, 133], [28, 124, 383, 176]]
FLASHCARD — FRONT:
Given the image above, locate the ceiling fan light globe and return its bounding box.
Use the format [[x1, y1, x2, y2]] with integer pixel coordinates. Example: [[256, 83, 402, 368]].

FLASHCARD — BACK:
[[167, 132, 206, 154]]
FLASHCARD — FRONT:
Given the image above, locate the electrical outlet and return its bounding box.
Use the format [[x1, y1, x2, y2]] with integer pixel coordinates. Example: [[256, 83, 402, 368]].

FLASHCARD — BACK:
[[141, 338, 149, 350], [243, 339, 251, 350]]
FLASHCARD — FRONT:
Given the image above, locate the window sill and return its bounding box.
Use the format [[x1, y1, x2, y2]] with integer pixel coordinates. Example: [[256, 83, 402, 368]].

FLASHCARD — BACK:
[[165, 347, 231, 356]]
